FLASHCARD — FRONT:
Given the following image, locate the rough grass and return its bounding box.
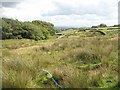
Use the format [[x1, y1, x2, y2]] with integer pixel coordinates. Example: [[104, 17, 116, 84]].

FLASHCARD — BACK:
[[2, 32, 118, 88]]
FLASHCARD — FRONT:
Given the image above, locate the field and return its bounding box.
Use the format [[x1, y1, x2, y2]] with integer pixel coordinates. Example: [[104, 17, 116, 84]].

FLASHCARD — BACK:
[[2, 27, 119, 89]]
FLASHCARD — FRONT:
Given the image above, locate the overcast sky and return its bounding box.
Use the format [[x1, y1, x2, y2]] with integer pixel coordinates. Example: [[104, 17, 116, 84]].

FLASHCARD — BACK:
[[1, 0, 119, 27]]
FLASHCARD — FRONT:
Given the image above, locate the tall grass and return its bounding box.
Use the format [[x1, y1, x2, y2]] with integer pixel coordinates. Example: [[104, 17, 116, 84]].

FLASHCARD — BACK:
[[2, 34, 118, 88]]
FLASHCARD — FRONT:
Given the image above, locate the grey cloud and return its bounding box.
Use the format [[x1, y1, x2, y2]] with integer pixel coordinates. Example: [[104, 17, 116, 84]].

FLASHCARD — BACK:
[[42, 1, 114, 17], [2, 2, 19, 8]]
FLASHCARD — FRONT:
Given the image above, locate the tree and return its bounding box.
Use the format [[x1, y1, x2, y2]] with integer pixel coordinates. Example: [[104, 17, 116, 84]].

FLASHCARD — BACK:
[[2, 18, 55, 40], [99, 24, 107, 27]]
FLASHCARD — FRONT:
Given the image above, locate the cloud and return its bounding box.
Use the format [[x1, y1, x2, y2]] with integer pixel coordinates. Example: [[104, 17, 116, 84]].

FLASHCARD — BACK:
[[1, 0, 119, 27], [2, 2, 19, 8], [43, 0, 118, 16], [42, 14, 117, 27]]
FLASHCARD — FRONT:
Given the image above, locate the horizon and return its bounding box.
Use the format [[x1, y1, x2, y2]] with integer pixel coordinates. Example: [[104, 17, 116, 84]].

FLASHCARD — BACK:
[[1, 0, 119, 27], [1, 17, 118, 28]]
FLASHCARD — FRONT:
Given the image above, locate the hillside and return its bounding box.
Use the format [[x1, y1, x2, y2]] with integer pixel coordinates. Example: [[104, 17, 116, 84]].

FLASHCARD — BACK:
[[1, 18, 119, 89]]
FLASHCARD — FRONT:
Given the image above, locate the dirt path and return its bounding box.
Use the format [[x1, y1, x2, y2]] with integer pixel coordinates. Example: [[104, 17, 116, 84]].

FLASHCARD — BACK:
[[10, 41, 54, 55]]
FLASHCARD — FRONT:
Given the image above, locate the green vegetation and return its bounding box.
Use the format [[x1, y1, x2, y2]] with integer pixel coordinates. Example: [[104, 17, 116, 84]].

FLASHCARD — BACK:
[[91, 23, 107, 28], [1, 18, 119, 89], [1, 18, 55, 40]]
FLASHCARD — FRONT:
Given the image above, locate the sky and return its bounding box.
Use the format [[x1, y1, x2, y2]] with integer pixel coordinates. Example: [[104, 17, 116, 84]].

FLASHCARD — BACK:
[[1, 0, 119, 27]]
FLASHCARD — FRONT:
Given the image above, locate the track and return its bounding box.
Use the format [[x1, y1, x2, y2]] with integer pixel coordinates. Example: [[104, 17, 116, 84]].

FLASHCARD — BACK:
[[10, 41, 54, 55]]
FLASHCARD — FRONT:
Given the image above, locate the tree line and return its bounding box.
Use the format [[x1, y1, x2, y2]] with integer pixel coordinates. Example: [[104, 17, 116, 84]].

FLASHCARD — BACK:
[[1, 18, 56, 40]]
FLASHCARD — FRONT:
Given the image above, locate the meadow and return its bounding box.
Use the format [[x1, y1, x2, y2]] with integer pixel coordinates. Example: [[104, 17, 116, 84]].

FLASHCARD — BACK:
[[2, 26, 119, 89]]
